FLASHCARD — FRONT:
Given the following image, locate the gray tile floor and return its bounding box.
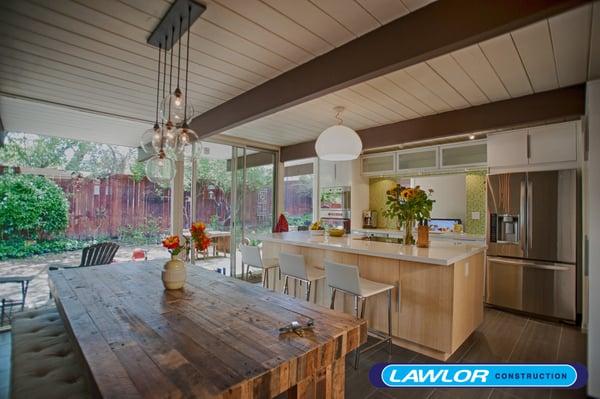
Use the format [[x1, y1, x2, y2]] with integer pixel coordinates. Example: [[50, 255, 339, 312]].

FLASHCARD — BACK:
[[347, 307, 589, 399]]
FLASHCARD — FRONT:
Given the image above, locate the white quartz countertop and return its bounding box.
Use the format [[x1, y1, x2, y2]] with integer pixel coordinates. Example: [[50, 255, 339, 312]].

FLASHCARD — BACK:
[[255, 231, 486, 266], [353, 228, 485, 242]]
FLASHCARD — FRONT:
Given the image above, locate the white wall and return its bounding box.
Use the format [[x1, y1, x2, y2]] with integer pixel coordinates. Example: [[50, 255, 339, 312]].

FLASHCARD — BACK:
[[586, 80, 600, 398], [350, 158, 369, 229], [412, 174, 466, 222]]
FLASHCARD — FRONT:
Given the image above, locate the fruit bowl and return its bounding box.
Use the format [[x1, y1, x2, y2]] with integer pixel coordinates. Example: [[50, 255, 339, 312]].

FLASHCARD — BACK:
[[328, 228, 345, 237]]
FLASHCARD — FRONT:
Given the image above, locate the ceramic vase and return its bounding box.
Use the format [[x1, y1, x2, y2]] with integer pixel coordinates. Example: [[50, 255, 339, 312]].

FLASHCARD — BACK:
[[162, 255, 186, 290]]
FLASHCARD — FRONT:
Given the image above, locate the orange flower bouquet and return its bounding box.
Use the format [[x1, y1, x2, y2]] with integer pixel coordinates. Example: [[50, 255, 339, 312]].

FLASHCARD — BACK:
[[190, 221, 211, 252], [162, 235, 184, 257], [383, 185, 434, 245]]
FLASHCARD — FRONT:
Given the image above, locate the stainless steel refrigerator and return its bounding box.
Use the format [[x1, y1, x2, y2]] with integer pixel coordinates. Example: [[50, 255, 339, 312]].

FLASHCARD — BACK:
[[486, 169, 578, 322]]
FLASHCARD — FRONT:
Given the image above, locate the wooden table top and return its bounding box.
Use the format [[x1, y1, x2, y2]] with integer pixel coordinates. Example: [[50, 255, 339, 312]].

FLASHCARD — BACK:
[[49, 261, 366, 399]]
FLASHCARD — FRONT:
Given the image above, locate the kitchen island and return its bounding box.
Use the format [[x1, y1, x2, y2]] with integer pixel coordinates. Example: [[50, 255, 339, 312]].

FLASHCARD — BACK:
[[258, 231, 486, 361]]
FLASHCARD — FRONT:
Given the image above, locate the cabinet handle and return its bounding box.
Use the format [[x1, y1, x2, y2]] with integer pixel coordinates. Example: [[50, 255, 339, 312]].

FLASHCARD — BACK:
[[526, 134, 531, 159]]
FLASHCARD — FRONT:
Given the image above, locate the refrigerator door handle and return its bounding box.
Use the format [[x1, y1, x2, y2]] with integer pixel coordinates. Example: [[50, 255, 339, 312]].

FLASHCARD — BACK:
[[487, 256, 572, 271], [527, 180, 533, 250], [520, 180, 527, 254]]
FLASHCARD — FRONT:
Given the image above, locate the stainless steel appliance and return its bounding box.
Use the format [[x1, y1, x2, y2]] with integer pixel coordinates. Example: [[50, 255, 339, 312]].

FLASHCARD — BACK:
[[486, 170, 578, 322], [362, 210, 378, 228]]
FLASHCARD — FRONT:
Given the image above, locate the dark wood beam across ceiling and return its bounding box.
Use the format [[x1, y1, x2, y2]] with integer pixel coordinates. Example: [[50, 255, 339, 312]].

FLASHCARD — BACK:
[[189, 0, 589, 140], [280, 84, 586, 162]]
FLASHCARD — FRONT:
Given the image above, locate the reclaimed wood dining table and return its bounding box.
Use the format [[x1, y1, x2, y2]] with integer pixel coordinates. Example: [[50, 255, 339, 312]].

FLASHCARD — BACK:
[[49, 260, 366, 399]]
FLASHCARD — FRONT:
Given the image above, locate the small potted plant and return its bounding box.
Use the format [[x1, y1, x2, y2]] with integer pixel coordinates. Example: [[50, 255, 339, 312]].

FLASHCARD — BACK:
[[161, 235, 186, 290], [383, 185, 434, 245]]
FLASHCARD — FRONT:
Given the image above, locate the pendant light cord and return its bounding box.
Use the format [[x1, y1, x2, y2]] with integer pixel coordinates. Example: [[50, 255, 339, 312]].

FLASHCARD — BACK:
[[168, 26, 175, 121], [155, 43, 162, 125], [177, 16, 182, 90], [160, 34, 168, 152], [183, 6, 191, 124]]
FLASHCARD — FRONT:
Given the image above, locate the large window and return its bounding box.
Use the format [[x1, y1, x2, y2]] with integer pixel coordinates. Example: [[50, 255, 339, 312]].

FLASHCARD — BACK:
[[283, 159, 317, 229]]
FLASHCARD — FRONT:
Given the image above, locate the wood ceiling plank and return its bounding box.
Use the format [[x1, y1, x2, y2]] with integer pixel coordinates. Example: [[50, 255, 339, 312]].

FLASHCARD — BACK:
[[309, 0, 381, 36], [590, 1, 600, 80], [426, 54, 489, 105], [549, 3, 593, 86], [200, 0, 313, 65], [401, 0, 436, 12], [262, 0, 353, 47], [366, 76, 435, 116], [511, 20, 559, 92], [347, 83, 420, 119], [295, 97, 382, 127], [328, 89, 399, 124], [384, 69, 452, 112], [404, 63, 470, 108], [450, 45, 511, 102], [479, 33, 534, 97], [355, 0, 411, 25], [215, 0, 333, 56]]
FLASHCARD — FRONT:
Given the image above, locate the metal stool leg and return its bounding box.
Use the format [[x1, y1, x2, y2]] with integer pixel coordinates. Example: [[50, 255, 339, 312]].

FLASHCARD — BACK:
[[305, 281, 312, 302], [354, 297, 367, 369], [283, 276, 289, 295], [329, 288, 336, 310], [388, 289, 393, 355]]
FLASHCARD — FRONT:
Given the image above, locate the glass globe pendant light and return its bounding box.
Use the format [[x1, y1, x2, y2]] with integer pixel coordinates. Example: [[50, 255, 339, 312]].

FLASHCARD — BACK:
[[315, 106, 363, 161], [140, 42, 163, 154], [174, 6, 199, 156]]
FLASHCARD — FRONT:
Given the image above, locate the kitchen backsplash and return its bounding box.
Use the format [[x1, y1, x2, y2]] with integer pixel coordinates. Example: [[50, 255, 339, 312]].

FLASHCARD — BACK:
[[368, 172, 487, 234]]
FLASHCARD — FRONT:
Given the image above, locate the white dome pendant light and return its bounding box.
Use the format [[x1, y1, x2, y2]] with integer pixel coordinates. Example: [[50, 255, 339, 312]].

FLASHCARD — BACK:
[[315, 106, 362, 161]]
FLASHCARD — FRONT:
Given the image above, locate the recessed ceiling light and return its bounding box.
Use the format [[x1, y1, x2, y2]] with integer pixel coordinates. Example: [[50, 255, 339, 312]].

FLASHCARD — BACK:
[[468, 134, 476, 140]]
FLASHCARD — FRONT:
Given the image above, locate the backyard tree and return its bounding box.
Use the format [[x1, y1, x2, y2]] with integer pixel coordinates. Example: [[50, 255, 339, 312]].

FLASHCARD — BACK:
[[0, 173, 69, 240]]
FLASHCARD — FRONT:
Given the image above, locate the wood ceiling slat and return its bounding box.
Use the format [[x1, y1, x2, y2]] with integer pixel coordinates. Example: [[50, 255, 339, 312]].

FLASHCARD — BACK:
[[309, 0, 380, 37], [347, 83, 420, 119], [590, 1, 600, 80], [355, 0, 410, 25], [404, 63, 470, 109], [401, 0, 436, 12], [215, 0, 333, 56], [511, 20, 559, 92], [384, 69, 452, 112], [366, 76, 435, 116], [59, 0, 280, 80], [328, 90, 399, 124], [426, 54, 489, 105], [450, 45, 511, 102], [479, 34, 534, 97], [298, 98, 381, 128], [262, 0, 352, 47], [549, 4, 592, 86]]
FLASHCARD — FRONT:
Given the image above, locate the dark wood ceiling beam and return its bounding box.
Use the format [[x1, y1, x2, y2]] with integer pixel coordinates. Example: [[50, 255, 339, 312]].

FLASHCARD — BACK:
[[280, 84, 586, 162], [190, 0, 589, 140]]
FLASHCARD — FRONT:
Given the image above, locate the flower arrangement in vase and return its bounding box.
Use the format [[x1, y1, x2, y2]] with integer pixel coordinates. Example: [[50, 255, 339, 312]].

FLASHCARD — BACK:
[[190, 221, 211, 255], [161, 235, 186, 290], [382, 185, 434, 245]]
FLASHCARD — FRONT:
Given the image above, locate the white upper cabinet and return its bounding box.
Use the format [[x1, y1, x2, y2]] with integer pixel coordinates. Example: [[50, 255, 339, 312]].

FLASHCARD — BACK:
[[487, 121, 578, 169], [528, 122, 577, 164], [361, 153, 396, 176], [487, 129, 529, 167], [397, 147, 438, 173], [440, 140, 487, 168], [319, 160, 352, 187]]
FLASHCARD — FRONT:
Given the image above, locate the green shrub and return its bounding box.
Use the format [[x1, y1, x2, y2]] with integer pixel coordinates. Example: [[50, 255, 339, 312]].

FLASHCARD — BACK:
[[0, 174, 69, 240], [0, 238, 87, 260], [117, 216, 165, 245]]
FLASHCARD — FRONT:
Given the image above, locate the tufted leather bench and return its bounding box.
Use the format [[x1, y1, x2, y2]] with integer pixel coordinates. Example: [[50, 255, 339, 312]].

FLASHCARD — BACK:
[[10, 307, 91, 399]]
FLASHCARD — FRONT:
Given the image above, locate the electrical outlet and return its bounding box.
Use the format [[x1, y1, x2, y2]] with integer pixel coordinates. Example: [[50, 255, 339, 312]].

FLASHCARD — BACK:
[[471, 212, 480, 220]]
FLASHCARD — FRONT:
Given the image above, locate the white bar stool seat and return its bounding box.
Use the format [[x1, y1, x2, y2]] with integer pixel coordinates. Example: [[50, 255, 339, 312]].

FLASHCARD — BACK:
[[324, 260, 394, 369], [278, 252, 325, 302], [239, 244, 278, 290]]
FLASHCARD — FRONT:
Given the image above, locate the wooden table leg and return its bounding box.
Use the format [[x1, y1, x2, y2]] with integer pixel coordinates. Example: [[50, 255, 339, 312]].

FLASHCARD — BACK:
[[287, 358, 344, 399]]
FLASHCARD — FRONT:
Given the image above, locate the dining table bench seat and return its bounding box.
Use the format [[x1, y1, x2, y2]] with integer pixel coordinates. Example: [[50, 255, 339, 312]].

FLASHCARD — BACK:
[[10, 306, 91, 399]]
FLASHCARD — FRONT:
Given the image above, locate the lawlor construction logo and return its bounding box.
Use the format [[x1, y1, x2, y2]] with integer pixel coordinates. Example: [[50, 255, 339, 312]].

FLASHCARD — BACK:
[[369, 364, 588, 389]]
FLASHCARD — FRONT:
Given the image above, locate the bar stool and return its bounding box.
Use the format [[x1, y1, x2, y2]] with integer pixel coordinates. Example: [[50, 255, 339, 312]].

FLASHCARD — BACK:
[[278, 252, 325, 302], [239, 245, 278, 290], [324, 260, 394, 369]]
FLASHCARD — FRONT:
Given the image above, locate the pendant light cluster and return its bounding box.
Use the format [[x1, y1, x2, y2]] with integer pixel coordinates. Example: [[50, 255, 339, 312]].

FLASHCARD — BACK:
[[141, 4, 200, 187]]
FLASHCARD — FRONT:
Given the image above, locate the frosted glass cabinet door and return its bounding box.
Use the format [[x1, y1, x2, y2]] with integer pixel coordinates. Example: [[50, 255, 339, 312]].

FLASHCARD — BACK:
[[396, 147, 438, 172], [440, 141, 487, 168], [361, 153, 396, 176]]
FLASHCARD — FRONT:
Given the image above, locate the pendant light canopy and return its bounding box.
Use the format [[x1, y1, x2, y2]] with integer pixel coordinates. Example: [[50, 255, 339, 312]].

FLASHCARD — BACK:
[[315, 106, 363, 161]]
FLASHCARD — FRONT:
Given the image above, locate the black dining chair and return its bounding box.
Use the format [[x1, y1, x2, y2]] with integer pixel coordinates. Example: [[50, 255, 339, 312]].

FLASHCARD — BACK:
[[49, 242, 120, 271]]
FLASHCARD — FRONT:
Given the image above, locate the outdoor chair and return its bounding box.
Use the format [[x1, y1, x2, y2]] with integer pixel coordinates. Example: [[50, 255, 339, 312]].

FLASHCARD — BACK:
[[49, 242, 120, 271]]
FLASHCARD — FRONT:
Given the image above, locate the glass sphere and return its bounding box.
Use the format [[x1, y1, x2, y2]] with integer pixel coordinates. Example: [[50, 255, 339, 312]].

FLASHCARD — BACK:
[[160, 93, 194, 125], [145, 155, 175, 188], [140, 124, 162, 154], [173, 127, 198, 154]]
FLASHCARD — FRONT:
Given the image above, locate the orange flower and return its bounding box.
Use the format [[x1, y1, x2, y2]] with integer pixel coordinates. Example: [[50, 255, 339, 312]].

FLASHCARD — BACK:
[[162, 235, 180, 250]]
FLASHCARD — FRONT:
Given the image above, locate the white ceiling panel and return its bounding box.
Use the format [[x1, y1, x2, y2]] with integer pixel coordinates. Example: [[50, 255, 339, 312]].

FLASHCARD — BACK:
[[427, 54, 489, 105], [356, 0, 410, 25], [404, 63, 470, 109], [511, 20, 559, 92], [549, 3, 593, 86]]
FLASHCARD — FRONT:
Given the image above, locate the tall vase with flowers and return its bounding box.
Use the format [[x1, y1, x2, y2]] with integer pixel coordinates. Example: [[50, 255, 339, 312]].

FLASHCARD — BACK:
[[382, 185, 434, 245], [190, 221, 211, 258], [161, 235, 186, 290]]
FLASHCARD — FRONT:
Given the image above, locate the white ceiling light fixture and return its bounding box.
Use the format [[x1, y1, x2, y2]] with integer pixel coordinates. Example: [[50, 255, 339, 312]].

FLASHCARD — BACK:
[[315, 106, 362, 161]]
